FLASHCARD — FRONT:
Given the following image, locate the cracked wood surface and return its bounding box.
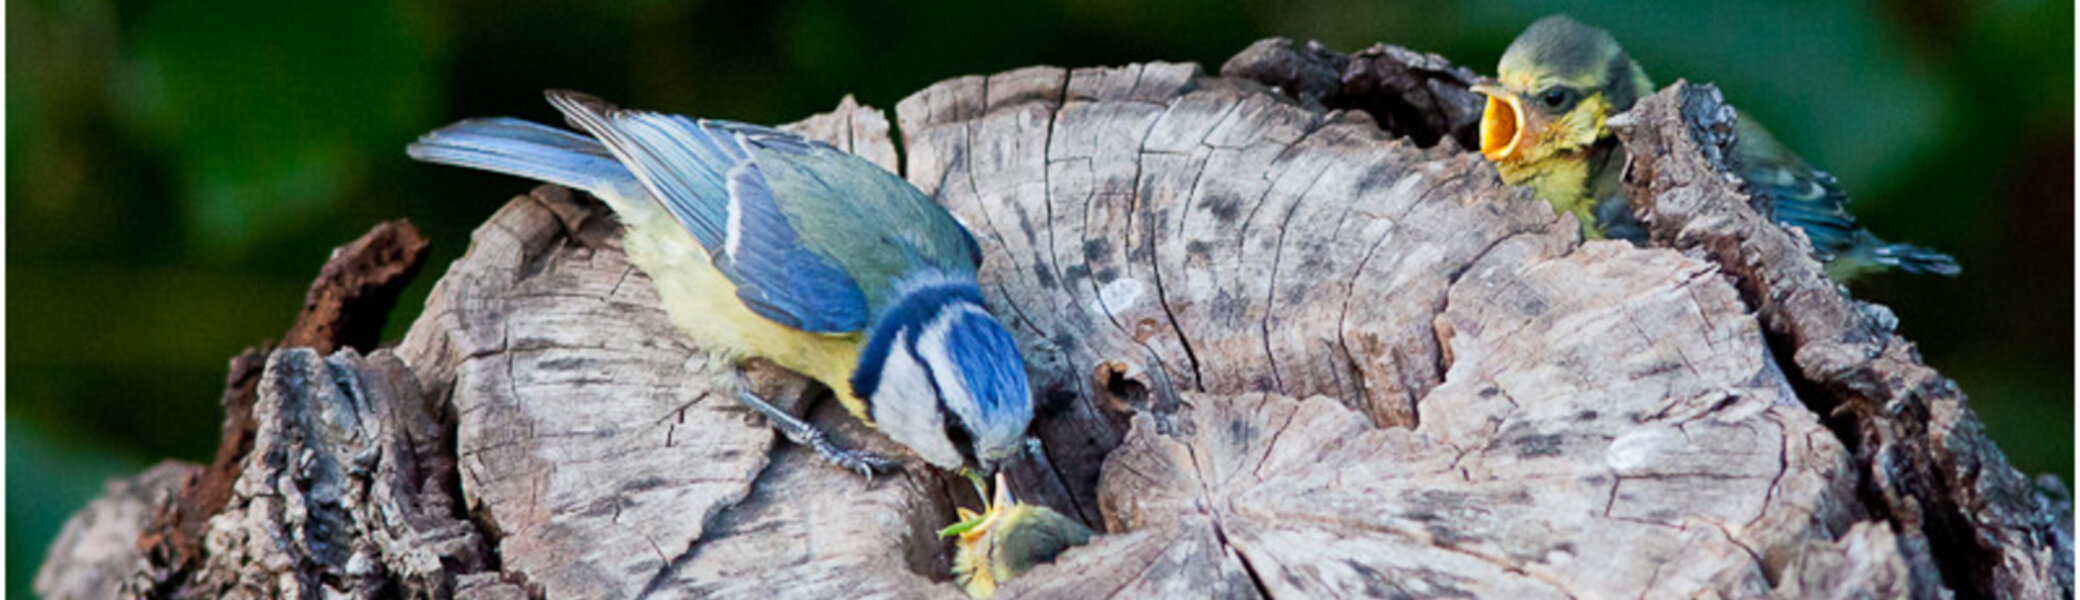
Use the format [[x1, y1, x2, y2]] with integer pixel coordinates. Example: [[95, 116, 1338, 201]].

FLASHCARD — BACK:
[[1005, 243, 1865, 598], [37, 39, 2067, 600]]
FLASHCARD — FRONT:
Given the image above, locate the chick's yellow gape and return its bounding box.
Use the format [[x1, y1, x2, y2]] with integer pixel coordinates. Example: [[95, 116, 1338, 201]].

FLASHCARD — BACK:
[[1474, 15, 1958, 279], [409, 91, 1039, 479]]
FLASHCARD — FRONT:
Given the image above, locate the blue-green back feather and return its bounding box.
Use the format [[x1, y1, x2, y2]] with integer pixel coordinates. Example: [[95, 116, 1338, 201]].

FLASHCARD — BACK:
[[746, 134, 983, 308]]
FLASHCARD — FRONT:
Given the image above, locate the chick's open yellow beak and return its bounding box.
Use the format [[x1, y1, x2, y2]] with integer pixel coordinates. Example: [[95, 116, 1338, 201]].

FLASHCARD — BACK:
[[1472, 83, 1527, 161]]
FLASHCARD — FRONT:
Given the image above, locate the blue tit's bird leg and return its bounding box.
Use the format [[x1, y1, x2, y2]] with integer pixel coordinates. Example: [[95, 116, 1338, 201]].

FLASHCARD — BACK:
[[731, 369, 901, 480]]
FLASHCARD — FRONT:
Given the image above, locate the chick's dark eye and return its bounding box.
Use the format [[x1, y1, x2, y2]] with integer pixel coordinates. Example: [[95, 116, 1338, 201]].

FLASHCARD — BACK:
[[1540, 88, 1574, 109]]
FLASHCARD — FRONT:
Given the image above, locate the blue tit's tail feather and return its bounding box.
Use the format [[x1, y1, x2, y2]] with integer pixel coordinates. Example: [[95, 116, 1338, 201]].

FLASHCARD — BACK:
[[406, 117, 638, 199], [1855, 237, 1961, 277]]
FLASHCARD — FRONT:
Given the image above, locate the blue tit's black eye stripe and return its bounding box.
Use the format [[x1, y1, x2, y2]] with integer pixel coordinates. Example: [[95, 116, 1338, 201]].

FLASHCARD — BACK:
[[940, 403, 978, 468], [849, 281, 987, 405], [903, 322, 944, 403], [910, 322, 981, 467]]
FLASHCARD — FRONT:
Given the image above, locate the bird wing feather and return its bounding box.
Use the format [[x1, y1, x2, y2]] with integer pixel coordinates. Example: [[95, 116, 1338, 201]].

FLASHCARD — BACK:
[[1732, 113, 1957, 277], [547, 90, 873, 333], [1732, 114, 1861, 259]]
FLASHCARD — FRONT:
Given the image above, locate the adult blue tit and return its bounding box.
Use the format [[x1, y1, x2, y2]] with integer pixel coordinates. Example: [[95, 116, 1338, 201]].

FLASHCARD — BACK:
[[407, 91, 1036, 477], [1473, 15, 1960, 280]]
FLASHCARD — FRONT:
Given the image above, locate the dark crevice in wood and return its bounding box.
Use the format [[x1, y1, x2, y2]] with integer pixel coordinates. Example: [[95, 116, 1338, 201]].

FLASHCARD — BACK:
[[1210, 520, 1273, 600], [1222, 38, 1484, 151]]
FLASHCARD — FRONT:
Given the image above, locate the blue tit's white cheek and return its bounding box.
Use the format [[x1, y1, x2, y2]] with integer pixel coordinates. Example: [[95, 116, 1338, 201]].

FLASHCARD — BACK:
[[916, 306, 981, 433], [867, 330, 965, 469]]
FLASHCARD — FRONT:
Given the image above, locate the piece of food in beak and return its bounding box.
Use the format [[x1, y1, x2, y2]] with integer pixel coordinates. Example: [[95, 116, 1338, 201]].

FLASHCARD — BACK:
[[1473, 84, 1526, 160], [947, 474, 1095, 599]]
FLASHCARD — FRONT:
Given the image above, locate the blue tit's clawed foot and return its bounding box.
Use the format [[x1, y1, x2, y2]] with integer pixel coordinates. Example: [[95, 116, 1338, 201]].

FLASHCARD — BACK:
[[728, 382, 902, 480]]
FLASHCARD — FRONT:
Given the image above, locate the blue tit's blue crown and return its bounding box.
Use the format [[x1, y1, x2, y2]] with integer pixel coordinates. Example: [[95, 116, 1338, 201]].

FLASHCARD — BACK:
[[938, 306, 1031, 418], [851, 275, 1033, 470]]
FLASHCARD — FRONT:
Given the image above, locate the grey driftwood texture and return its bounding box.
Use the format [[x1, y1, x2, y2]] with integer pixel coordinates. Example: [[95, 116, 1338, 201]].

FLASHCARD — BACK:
[[37, 39, 2070, 599]]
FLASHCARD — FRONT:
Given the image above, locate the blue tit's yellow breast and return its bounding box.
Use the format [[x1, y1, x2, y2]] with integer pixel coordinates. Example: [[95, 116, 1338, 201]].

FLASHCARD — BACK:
[[614, 207, 876, 421]]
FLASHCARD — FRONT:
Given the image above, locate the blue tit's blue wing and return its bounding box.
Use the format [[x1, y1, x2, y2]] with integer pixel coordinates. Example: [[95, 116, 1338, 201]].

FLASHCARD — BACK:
[[549, 92, 739, 250], [548, 91, 872, 333], [1741, 160, 1859, 260], [719, 160, 872, 332]]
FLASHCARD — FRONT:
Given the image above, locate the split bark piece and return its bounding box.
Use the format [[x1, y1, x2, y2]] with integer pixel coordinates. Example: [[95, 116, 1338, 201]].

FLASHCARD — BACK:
[[135, 220, 431, 586], [123, 347, 513, 598]]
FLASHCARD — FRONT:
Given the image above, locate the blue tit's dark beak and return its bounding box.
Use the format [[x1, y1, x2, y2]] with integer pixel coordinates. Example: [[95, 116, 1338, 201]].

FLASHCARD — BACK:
[[993, 473, 1014, 507], [980, 436, 1040, 477]]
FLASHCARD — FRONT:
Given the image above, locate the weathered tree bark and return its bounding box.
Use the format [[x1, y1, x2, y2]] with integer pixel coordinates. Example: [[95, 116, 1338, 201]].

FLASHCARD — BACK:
[[38, 39, 2070, 599]]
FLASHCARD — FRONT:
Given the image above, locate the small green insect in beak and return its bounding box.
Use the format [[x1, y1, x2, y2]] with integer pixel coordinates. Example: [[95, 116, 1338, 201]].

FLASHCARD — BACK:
[[940, 470, 1008, 538]]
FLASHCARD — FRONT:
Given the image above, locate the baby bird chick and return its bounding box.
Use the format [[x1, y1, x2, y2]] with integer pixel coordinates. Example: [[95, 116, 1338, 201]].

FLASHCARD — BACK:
[[945, 474, 1093, 599], [1475, 15, 1959, 280]]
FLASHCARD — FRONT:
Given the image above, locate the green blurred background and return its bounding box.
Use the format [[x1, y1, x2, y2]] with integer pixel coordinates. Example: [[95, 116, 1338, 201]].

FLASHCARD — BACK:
[[7, 0, 2071, 593]]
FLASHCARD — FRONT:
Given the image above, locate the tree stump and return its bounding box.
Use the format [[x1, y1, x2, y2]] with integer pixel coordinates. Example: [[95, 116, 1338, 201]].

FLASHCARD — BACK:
[[37, 39, 2071, 599]]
